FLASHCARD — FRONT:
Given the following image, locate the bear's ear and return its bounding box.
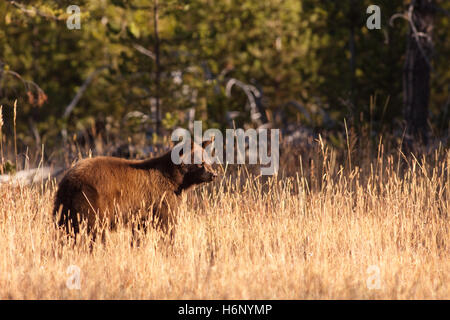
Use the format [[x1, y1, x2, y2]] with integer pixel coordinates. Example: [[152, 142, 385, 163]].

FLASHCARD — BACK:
[[175, 139, 193, 158], [202, 136, 214, 149]]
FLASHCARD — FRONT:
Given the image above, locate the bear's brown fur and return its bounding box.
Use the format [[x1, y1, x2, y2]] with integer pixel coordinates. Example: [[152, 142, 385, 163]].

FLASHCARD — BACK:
[[53, 140, 216, 240]]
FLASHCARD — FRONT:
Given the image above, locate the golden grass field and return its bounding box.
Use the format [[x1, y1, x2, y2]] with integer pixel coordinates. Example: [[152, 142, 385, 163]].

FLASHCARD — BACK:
[[0, 142, 448, 299]]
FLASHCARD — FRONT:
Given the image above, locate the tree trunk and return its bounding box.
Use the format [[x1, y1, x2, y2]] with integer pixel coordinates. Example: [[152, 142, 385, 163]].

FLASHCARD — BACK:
[[403, 0, 434, 145], [153, 0, 161, 135], [348, 0, 357, 111]]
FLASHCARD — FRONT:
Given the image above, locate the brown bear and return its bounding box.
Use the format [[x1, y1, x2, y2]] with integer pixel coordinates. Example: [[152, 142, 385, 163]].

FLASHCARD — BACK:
[[53, 139, 216, 241]]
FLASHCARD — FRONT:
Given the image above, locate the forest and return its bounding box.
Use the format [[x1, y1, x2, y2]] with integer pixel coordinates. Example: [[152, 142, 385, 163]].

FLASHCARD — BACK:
[[0, 0, 448, 166]]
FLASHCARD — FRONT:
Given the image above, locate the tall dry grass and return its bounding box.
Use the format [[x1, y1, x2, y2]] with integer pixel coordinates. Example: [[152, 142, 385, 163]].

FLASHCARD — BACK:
[[0, 139, 448, 299]]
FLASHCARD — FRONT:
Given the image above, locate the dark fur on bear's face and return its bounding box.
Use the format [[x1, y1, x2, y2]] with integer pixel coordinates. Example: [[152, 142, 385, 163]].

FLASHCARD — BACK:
[[176, 162, 217, 193], [171, 139, 216, 188], [171, 139, 217, 194]]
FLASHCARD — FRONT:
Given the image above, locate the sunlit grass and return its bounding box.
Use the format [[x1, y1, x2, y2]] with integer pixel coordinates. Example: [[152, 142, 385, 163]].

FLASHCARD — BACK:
[[0, 144, 448, 299]]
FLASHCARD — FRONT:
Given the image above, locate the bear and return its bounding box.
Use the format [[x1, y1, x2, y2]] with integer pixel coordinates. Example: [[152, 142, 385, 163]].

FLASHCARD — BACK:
[[53, 139, 216, 242]]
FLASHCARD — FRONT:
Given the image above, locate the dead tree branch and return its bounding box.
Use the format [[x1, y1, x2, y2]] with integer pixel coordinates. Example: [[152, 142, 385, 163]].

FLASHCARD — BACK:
[[63, 66, 109, 118], [7, 0, 65, 21]]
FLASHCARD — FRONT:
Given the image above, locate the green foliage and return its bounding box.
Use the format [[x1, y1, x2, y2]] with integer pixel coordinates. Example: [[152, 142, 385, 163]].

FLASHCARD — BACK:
[[0, 0, 448, 150], [161, 112, 178, 129]]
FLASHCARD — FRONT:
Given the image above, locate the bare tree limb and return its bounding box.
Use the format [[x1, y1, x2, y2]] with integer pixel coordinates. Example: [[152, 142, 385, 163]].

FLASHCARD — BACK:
[[63, 66, 109, 118], [133, 43, 156, 60], [390, 13, 408, 26], [225, 78, 263, 124], [1, 61, 48, 107], [390, 1, 434, 71], [406, 1, 434, 71]]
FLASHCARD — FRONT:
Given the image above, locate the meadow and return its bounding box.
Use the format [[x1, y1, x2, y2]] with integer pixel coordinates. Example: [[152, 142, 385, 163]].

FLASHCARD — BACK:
[[0, 138, 448, 299], [1, 0, 449, 301]]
